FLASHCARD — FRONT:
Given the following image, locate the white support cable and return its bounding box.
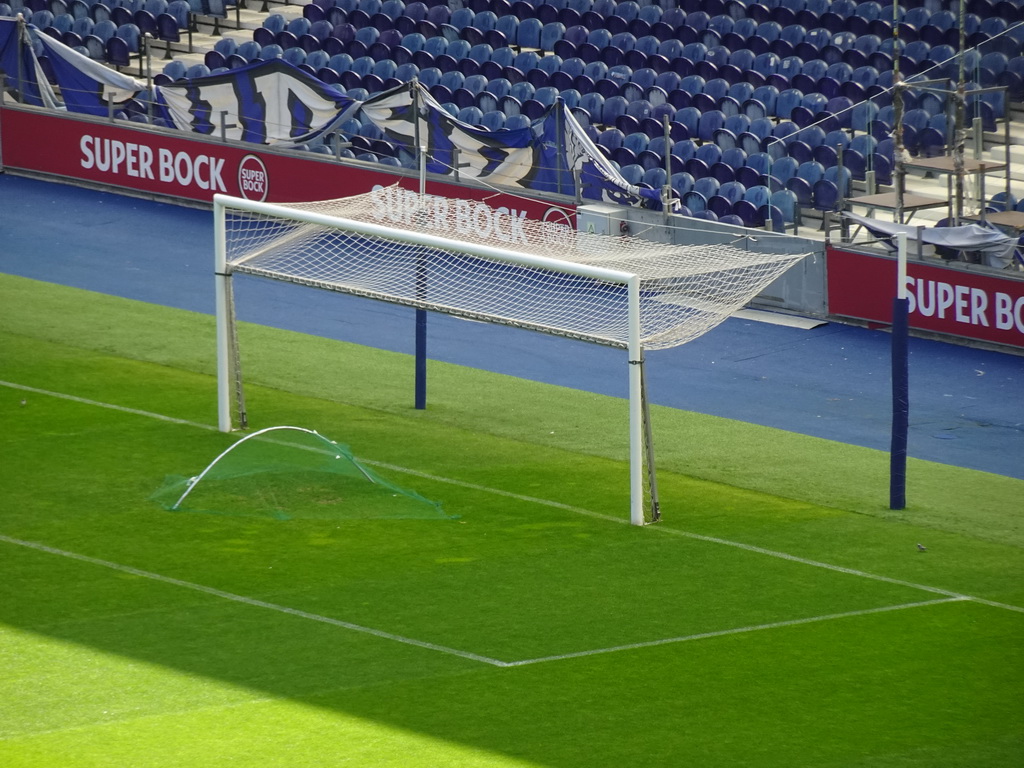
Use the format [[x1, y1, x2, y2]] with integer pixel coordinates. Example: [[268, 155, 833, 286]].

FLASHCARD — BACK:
[[170, 426, 358, 510], [762, 27, 1023, 156]]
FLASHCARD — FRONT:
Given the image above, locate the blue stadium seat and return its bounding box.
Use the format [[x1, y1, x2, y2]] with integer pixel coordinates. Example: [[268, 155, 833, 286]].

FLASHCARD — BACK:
[[283, 46, 306, 66], [540, 21, 565, 52], [670, 171, 695, 198], [599, 94, 626, 126], [706, 193, 735, 218], [768, 188, 799, 231], [622, 130, 649, 157], [783, 174, 811, 206], [619, 162, 644, 185], [795, 159, 825, 186], [810, 178, 839, 212], [479, 109, 505, 131], [516, 16, 542, 49], [162, 58, 187, 80], [682, 190, 708, 213], [696, 174, 720, 198], [671, 138, 697, 164], [106, 34, 133, 67], [643, 166, 668, 189], [717, 179, 745, 205], [697, 109, 724, 142]]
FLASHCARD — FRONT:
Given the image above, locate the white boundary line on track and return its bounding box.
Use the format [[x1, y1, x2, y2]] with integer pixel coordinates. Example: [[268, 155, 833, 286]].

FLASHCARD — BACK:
[[3, 379, 1022, 667]]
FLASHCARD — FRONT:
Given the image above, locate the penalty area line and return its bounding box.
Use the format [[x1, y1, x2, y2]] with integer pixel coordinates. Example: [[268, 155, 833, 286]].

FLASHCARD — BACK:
[[4, 379, 1023, 617], [0, 534, 973, 670], [503, 598, 969, 667], [0, 534, 506, 668]]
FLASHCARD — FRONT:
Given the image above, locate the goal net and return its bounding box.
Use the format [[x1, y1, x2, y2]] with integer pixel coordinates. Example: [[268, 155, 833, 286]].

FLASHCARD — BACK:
[[151, 426, 449, 521], [214, 186, 810, 525]]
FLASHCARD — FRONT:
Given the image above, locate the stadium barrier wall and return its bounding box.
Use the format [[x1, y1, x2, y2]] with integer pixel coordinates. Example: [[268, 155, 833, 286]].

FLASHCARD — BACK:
[[828, 246, 1024, 350], [0, 104, 576, 248]]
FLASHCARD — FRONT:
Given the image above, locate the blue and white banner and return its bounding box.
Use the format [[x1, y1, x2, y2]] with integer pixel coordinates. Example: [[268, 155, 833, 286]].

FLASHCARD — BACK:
[[36, 32, 144, 116], [360, 82, 541, 186], [562, 107, 670, 209], [155, 59, 356, 146], [359, 82, 671, 209]]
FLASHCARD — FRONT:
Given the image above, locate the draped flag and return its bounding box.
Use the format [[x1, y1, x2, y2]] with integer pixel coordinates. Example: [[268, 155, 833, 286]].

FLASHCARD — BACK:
[[359, 82, 671, 209], [36, 32, 144, 116], [561, 107, 669, 209], [155, 59, 356, 146], [843, 212, 1017, 268], [360, 82, 539, 186], [0, 17, 60, 109]]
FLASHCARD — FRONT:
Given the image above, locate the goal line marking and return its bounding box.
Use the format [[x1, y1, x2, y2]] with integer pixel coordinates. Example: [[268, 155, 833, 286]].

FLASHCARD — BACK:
[[1, 381, 220, 429], [503, 597, 967, 667], [0, 534, 968, 669], [4, 379, 1023, 619], [0, 534, 507, 668]]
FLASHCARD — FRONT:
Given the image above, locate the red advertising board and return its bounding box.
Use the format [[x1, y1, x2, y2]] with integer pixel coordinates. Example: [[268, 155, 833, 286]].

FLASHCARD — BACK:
[[828, 247, 1024, 349], [0, 107, 574, 230]]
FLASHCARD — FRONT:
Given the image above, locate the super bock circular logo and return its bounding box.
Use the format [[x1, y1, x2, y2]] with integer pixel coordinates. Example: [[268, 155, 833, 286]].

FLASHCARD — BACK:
[[237, 154, 269, 201], [542, 206, 574, 228]]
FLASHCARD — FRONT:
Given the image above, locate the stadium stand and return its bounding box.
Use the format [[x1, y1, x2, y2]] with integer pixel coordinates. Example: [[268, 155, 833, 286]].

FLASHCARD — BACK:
[[4, 0, 1024, 234]]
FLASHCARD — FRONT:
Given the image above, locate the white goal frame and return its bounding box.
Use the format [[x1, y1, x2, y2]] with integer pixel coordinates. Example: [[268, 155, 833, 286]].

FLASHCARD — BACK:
[[213, 194, 651, 525]]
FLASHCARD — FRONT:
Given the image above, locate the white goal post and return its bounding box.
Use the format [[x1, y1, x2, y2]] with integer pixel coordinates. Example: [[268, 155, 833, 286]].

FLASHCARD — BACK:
[[212, 187, 809, 526]]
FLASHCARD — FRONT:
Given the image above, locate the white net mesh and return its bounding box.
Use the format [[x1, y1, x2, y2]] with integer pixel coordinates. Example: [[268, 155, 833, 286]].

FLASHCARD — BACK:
[[222, 186, 809, 351]]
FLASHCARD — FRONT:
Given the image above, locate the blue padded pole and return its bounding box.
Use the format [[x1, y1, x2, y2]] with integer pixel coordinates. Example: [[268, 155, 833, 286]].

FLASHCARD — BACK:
[[890, 296, 909, 510], [890, 232, 909, 510], [415, 308, 427, 410], [414, 86, 428, 411]]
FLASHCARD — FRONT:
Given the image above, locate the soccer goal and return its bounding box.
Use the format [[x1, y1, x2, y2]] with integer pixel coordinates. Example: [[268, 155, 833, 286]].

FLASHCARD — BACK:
[[213, 186, 809, 525]]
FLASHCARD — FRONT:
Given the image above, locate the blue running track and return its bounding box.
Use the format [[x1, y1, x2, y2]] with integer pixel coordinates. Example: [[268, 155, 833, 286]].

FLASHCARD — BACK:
[[2, 174, 1021, 479]]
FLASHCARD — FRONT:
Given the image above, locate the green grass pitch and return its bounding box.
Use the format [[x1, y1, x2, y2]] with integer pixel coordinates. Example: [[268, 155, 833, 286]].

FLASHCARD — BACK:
[[1, 274, 1022, 767]]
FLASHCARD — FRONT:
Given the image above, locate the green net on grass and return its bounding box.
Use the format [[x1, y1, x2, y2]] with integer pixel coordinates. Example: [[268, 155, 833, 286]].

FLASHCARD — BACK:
[[151, 426, 451, 521]]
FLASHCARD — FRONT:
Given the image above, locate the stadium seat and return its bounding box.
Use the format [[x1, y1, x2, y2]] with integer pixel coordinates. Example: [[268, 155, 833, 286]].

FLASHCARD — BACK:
[[681, 190, 708, 213]]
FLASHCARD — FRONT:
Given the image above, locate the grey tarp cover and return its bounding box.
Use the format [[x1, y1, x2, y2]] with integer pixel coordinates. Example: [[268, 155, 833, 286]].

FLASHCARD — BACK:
[[843, 212, 1017, 268]]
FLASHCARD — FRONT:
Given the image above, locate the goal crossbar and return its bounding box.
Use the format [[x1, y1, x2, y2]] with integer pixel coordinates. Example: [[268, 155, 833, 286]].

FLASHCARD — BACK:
[[220, 195, 639, 349]]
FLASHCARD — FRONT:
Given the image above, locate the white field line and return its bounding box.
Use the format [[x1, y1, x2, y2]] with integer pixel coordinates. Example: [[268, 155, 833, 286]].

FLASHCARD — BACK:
[[0, 534, 973, 672], [5, 379, 1024, 616], [503, 598, 968, 667], [0, 534, 507, 668], [3, 378, 1022, 666], [318, 464, 1024, 616], [1, 381, 221, 430]]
